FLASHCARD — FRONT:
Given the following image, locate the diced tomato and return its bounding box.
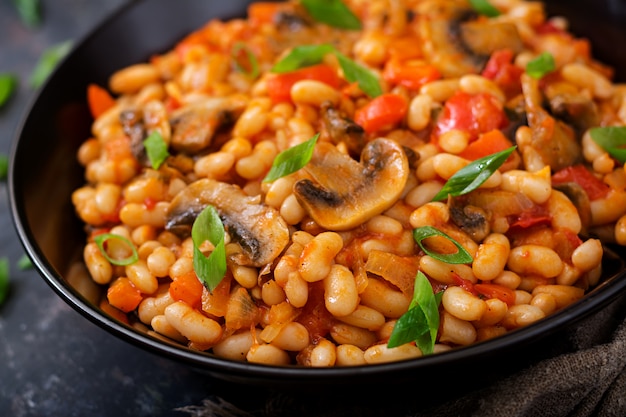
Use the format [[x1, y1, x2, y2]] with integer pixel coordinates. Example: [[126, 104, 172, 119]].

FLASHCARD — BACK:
[[107, 277, 143, 313], [296, 282, 334, 342], [450, 273, 477, 296], [87, 83, 116, 119], [481, 49, 524, 97], [266, 64, 340, 103], [170, 271, 204, 309], [508, 205, 552, 230], [383, 59, 441, 91], [387, 36, 424, 61], [552, 164, 610, 201], [474, 283, 516, 306], [458, 129, 514, 161], [143, 197, 158, 210], [354, 93, 408, 133], [434, 91, 508, 142], [202, 275, 231, 317]]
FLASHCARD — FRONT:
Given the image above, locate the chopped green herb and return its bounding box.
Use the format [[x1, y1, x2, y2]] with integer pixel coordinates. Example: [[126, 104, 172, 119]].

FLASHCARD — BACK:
[[272, 44, 335, 73], [18, 254, 33, 270], [192, 206, 227, 292], [589, 126, 626, 163], [301, 0, 362, 30], [432, 146, 516, 201], [232, 42, 260, 79], [335, 52, 383, 98], [143, 131, 170, 170], [468, 0, 501, 17], [526, 52, 556, 79], [272, 44, 382, 97], [93, 233, 139, 266], [413, 226, 473, 264], [12, 0, 41, 28], [30, 40, 73, 88], [0, 154, 8, 180], [388, 271, 442, 355], [263, 133, 319, 182], [0, 74, 17, 108], [0, 257, 9, 307]]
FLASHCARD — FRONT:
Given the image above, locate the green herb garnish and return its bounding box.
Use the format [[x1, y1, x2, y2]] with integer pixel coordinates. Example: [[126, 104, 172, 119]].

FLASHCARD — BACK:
[[0, 74, 17, 108], [589, 126, 626, 163], [387, 271, 442, 355], [192, 206, 227, 292], [301, 0, 362, 30], [272, 44, 382, 97], [232, 42, 260, 79], [17, 254, 33, 270], [12, 0, 41, 28], [263, 133, 319, 182], [143, 131, 170, 170], [93, 233, 139, 266], [272, 44, 336, 73], [0, 257, 9, 307], [0, 154, 8, 180], [526, 52, 556, 79], [30, 40, 73, 88], [468, 0, 501, 17], [413, 226, 473, 264], [432, 146, 516, 201]]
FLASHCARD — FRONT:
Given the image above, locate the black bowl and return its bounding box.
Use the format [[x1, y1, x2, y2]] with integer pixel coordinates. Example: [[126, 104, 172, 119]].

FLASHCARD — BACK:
[[8, 0, 626, 390]]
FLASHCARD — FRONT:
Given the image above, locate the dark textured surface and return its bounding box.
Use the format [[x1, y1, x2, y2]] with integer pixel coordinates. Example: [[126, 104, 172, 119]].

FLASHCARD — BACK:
[[1, 1, 626, 416]]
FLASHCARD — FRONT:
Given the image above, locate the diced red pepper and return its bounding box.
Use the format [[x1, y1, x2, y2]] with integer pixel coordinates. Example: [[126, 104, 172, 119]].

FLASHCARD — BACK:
[[474, 283, 516, 306], [354, 93, 408, 133], [458, 129, 514, 161], [87, 83, 115, 119], [481, 49, 523, 97], [170, 271, 204, 310], [383, 59, 441, 91], [266, 64, 340, 103], [552, 164, 610, 201]]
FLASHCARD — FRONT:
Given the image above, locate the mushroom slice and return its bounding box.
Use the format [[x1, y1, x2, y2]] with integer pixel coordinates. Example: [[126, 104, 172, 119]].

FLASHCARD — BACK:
[[418, 2, 523, 78], [293, 138, 409, 231], [169, 96, 246, 154], [552, 182, 592, 234], [449, 197, 491, 242], [320, 100, 365, 157], [165, 179, 289, 267], [520, 74, 582, 171]]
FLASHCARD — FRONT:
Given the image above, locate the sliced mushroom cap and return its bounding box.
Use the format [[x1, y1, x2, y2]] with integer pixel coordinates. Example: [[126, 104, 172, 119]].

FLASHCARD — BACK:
[[293, 138, 409, 231], [418, 2, 523, 77], [165, 179, 289, 267], [520, 74, 582, 171], [320, 100, 365, 157], [169, 95, 246, 154], [449, 198, 491, 242], [547, 92, 600, 136]]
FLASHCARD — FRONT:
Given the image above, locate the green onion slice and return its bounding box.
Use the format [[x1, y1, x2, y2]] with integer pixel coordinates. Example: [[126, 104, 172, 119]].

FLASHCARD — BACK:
[[30, 40, 73, 88], [272, 45, 382, 97], [387, 271, 442, 355], [272, 44, 335, 73], [0, 154, 8, 181], [0, 74, 17, 108], [143, 131, 170, 170], [192, 206, 227, 292], [93, 233, 139, 266], [18, 254, 33, 270], [0, 257, 9, 307], [232, 42, 260, 79], [432, 146, 516, 201], [301, 0, 362, 30], [468, 0, 501, 17], [413, 226, 473, 264], [589, 126, 626, 163], [335, 51, 383, 98], [526, 52, 556, 79], [263, 133, 319, 182], [12, 0, 41, 28]]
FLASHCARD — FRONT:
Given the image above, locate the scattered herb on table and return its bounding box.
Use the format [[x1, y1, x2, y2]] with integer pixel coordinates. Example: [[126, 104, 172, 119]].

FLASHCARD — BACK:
[[0, 257, 9, 307], [18, 254, 33, 270], [192, 206, 227, 292], [263, 133, 319, 182], [12, 0, 41, 28], [0, 74, 17, 108], [30, 40, 73, 88], [0, 154, 8, 180]]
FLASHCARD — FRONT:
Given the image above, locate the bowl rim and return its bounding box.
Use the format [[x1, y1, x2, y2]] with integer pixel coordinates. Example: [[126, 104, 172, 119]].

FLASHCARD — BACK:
[[8, 0, 626, 385]]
